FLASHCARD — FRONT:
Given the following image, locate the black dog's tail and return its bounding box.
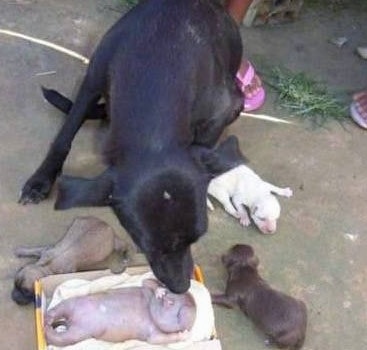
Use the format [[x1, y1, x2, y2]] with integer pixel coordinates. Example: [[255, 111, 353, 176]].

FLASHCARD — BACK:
[[41, 86, 107, 120], [41, 86, 73, 114]]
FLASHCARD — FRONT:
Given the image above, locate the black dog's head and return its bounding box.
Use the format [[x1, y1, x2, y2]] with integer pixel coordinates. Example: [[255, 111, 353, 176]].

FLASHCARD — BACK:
[[55, 157, 209, 293], [110, 164, 209, 293], [53, 135, 247, 293]]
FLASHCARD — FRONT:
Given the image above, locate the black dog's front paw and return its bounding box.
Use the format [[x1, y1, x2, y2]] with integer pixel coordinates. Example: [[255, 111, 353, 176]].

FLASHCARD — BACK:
[[18, 175, 53, 204]]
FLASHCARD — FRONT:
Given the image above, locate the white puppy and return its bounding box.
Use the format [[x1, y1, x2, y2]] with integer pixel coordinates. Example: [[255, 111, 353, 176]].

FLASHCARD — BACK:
[[207, 164, 292, 234]]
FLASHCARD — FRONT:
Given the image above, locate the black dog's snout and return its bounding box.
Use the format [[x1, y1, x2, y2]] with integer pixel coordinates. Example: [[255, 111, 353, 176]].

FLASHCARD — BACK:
[[160, 276, 191, 294], [149, 247, 194, 294]]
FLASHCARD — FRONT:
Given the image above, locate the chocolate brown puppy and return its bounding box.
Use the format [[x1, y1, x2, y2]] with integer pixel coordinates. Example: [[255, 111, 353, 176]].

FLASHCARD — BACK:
[[212, 244, 307, 349], [12, 216, 133, 305], [45, 278, 195, 346]]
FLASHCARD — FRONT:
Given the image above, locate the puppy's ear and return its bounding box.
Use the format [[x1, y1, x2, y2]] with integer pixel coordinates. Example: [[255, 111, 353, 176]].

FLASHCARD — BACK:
[[191, 135, 248, 177], [55, 169, 113, 210], [12, 272, 34, 305], [222, 253, 235, 268], [11, 286, 34, 305], [250, 205, 258, 216], [142, 278, 163, 290], [247, 254, 260, 269]]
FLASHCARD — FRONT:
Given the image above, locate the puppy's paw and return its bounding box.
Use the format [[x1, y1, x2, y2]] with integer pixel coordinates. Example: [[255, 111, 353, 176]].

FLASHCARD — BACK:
[[238, 213, 250, 227], [178, 330, 191, 341], [155, 287, 167, 299], [282, 187, 293, 198]]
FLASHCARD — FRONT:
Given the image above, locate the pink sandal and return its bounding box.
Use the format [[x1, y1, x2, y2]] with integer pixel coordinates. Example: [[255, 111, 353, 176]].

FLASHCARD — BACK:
[[350, 91, 367, 129], [236, 61, 266, 112]]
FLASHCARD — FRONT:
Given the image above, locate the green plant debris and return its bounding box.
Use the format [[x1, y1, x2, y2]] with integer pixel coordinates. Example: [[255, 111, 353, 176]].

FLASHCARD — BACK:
[[263, 67, 348, 127], [120, 0, 139, 7]]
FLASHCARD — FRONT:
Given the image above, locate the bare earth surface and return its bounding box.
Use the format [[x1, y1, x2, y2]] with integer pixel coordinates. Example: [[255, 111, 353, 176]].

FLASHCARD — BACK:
[[0, 1, 366, 349]]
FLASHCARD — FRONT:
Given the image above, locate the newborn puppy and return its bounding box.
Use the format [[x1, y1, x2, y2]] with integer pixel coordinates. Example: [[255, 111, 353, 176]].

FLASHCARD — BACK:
[[12, 216, 133, 305], [212, 244, 307, 349], [247, 0, 304, 26], [207, 164, 292, 234], [45, 278, 196, 346]]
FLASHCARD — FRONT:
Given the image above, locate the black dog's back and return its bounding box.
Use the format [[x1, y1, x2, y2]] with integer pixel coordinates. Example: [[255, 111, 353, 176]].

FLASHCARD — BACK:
[[43, 0, 243, 153], [100, 0, 243, 155]]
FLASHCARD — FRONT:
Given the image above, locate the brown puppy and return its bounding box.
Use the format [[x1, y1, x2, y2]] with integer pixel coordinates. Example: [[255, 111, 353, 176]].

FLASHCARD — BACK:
[[212, 244, 307, 349], [12, 216, 133, 305], [45, 278, 195, 346]]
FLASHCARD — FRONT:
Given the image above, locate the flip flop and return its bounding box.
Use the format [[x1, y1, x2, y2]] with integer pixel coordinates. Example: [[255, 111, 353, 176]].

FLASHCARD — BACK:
[[236, 61, 266, 112], [350, 91, 367, 129]]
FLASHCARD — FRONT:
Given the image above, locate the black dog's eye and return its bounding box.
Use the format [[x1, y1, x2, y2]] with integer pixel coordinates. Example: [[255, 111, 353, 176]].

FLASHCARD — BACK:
[[107, 195, 121, 207]]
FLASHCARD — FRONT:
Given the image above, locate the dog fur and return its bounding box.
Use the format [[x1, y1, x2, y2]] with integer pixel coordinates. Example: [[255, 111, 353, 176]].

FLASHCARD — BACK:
[[18, 0, 244, 293], [207, 164, 292, 234], [12, 216, 132, 305], [212, 244, 307, 349]]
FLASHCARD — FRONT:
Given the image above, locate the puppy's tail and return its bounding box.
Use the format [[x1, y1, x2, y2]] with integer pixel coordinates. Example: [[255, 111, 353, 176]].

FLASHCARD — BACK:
[[41, 86, 107, 120]]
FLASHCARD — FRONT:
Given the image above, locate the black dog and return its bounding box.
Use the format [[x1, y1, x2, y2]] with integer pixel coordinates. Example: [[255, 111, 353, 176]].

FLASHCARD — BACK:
[[212, 245, 307, 349], [19, 0, 244, 293]]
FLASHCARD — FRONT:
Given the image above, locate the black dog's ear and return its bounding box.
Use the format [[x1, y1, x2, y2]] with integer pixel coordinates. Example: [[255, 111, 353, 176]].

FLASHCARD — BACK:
[[55, 169, 113, 210], [191, 135, 248, 177]]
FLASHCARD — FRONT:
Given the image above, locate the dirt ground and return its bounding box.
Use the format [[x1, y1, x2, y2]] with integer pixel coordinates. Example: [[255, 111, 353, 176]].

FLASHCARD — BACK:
[[0, 1, 366, 349]]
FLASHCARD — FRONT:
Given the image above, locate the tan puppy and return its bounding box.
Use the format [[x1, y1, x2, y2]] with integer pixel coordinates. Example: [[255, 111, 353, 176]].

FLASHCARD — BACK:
[[12, 216, 134, 305], [207, 164, 292, 234]]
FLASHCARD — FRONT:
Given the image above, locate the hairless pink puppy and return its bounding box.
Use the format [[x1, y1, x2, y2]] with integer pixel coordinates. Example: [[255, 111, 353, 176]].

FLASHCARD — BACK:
[[45, 278, 196, 346]]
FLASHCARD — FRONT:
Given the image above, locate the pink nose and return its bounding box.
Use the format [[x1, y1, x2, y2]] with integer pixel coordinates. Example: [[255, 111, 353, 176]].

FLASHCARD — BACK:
[[262, 228, 275, 234], [261, 222, 276, 234]]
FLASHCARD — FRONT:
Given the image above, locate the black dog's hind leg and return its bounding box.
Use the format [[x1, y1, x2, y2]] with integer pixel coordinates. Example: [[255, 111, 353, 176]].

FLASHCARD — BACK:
[[194, 78, 243, 148], [19, 80, 101, 204], [41, 87, 107, 120], [190, 135, 247, 178]]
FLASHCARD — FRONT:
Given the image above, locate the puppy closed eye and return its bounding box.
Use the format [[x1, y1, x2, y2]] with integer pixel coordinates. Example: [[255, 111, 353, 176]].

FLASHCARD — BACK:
[[252, 206, 265, 221]]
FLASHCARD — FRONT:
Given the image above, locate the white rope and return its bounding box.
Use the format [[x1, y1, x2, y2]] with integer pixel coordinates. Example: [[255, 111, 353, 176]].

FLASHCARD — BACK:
[[0, 29, 90, 64], [240, 112, 295, 124], [1, 29, 296, 125]]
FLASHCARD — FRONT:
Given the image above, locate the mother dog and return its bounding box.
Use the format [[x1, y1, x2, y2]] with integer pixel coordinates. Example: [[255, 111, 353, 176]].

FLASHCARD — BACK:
[[19, 0, 244, 293]]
